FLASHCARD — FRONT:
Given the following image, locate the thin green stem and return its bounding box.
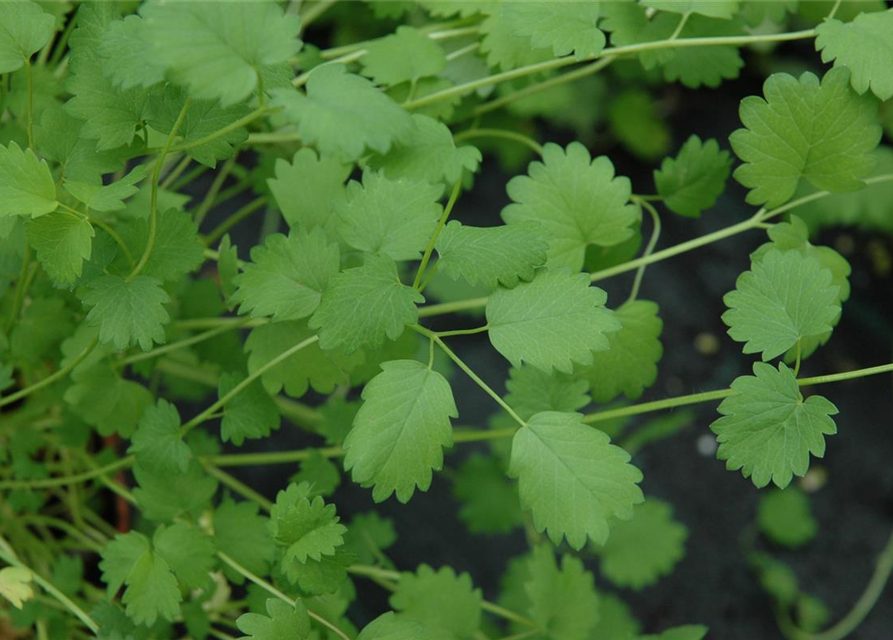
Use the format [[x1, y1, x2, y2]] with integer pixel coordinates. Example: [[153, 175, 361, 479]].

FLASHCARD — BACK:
[[49, 13, 77, 65], [169, 163, 209, 192], [300, 0, 338, 30], [827, 0, 844, 20], [202, 462, 273, 512], [207, 447, 344, 468], [168, 107, 275, 155], [626, 198, 661, 303], [247, 130, 302, 145], [129, 98, 192, 281], [0, 338, 98, 408], [0, 456, 133, 490], [218, 552, 353, 640], [319, 20, 479, 59], [793, 340, 803, 377], [160, 155, 192, 189], [204, 196, 268, 245], [446, 41, 480, 62], [436, 325, 490, 338], [669, 11, 692, 41], [413, 180, 462, 289], [78, 210, 135, 267], [418, 295, 490, 318], [453, 128, 544, 155], [4, 243, 32, 333], [116, 319, 251, 368], [294, 49, 367, 87], [194, 155, 237, 227], [179, 335, 320, 435]]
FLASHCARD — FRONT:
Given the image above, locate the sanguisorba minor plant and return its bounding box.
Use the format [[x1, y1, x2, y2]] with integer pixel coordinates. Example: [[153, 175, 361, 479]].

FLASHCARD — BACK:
[[1, 0, 893, 638]]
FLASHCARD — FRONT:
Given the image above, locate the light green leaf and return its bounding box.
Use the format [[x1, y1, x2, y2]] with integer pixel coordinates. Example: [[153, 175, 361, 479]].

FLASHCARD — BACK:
[[233, 228, 339, 322], [641, 0, 740, 19], [729, 68, 881, 207], [435, 220, 548, 290], [97, 15, 165, 89], [480, 9, 553, 71], [0, 1, 55, 73], [361, 26, 446, 86], [120, 208, 204, 282], [270, 483, 347, 564], [368, 114, 481, 188], [659, 15, 745, 89], [140, 0, 302, 105], [245, 321, 363, 398], [272, 65, 415, 161], [391, 565, 482, 638], [128, 399, 191, 473], [577, 300, 663, 403], [267, 148, 350, 235], [291, 450, 341, 498], [34, 107, 124, 185], [654, 135, 731, 217], [641, 625, 709, 640], [64, 367, 152, 437], [503, 1, 605, 59], [25, 213, 94, 285], [593, 498, 687, 590], [83, 275, 170, 352], [0, 567, 33, 610], [64, 165, 147, 212], [336, 172, 442, 261], [486, 269, 620, 374], [310, 255, 424, 353], [722, 249, 840, 361], [523, 546, 601, 640], [152, 523, 215, 591], [608, 89, 672, 161], [357, 613, 422, 640], [342, 512, 397, 565], [345, 360, 457, 503], [505, 365, 591, 421], [757, 487, 818, 548], [711, 362, 838, 488], [213, 500, 277, 585], [502, 142, 639, 270], [0, 141, 57, 218], [452, 453, 523, 534], [816, 10, 893, 101], [219, 371, 281, 446], [509, 411, 644, 548], [591, 593, 640, 640], [236, 598, 311, 640]]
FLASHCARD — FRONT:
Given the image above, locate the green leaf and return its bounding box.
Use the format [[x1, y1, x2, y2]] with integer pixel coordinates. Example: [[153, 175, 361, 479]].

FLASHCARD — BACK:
[[722, 249, 840, 361], [283, 547, 354, 595], [336, 172, 442, 262], [341, 512, 397, 565], [272, 65, 414, 161], [654, 135, 731, 217], [509, 411, 644, 548], [147, 87, 250, 168], [757, 487, 818, 548], [267, 148, 350, 235], [504, 365, 591, 422], [503, 1, 605, 59], [391, 565, 482, 638], [480, 9, 552, 72], [64, 165, 147, 212], [486, 269, 620, 374], [0, 567, 34, 610], [120, 208, 204, 282], [64, 367, 152, 437], [523, 546, 601, 640], [368, 114, 481, 188], [25, 213, 94, 285], [591, 593, 641, 640], [0, 1, 55, 73], [361, 26, 446, 86], [576, 300, 663, 403], [236, 598, 311, 640], [435, 220, 548, 290], [592, 498, 688, 590], [97, 15, 165, 89], [452, 453, 523, 534], [310, 255, 424, 353], [153, 523, 215, 591], [345, 360, 456, 503], [33, 107, 123, 185], [608, 89, 672, 161], [641, 0, 740, 19], [357, 613, 422, 640], [99, 532, 181, 626], [502, 142, 639, 270], [133, 460, 218, 521], [729, 68, 881, 207], [213, 500, 277, 585], [270, 483, 347, 564], [816, 10, 893, 101], [245, 320, 361, 398], [218, 371, 281, 446], [10, 297, 72, 363], [0, 141, 58, 218], [291, 450, 341, 498], [128, 399, 191, 473], [233, 228, 339, 322], [140, 0, 302, 105], [711, 362, 838, 488], [641, 625, 709, 640], [83, 275, 170, 352], [659, 16, 745, 89]]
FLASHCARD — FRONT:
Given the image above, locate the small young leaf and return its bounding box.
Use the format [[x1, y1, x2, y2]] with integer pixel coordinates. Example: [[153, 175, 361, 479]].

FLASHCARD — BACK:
[[291, 450, 342, 498], [509, 411, 644, 548], [83, 275, 170, 352], [730, 68, 881, 207], [487, 269, 620, 374], [504, 365, 591, 421], [0, 141, 58, 218], [711, 362, 838, 488], [816, 10, 893, 101], [345, 360, 457, 503], [233, 228, 340, 322], [219, 371, 281, 446], [654, 136, 731, 217], [310, 255, 424, 353], [128, 399, 191, 473], [502, 142, 639, 270], [361, 26, 446, 86], [25, 214, 94, 285], [0, 567, 34, 610], [270, 483, 347, 564], [722, 249, 840, 361], [757, 487, 818, 548], [390, 565, 482, 638]]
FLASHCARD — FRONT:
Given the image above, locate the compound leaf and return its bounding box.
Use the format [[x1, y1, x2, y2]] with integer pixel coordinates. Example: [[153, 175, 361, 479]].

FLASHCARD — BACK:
[[344, 360, 457, 503], [502, 142, 639, 270], [83, 275, 170, 352], [509, 411, 644, 548], [654, 135, 731, 217], [711, 362, 838, 488], [486, 269, 620, 374], [816, 10, 893, 101]]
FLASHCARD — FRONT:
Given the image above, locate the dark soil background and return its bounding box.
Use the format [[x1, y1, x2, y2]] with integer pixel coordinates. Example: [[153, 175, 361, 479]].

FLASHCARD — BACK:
[[197, 36, 893, 640]]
